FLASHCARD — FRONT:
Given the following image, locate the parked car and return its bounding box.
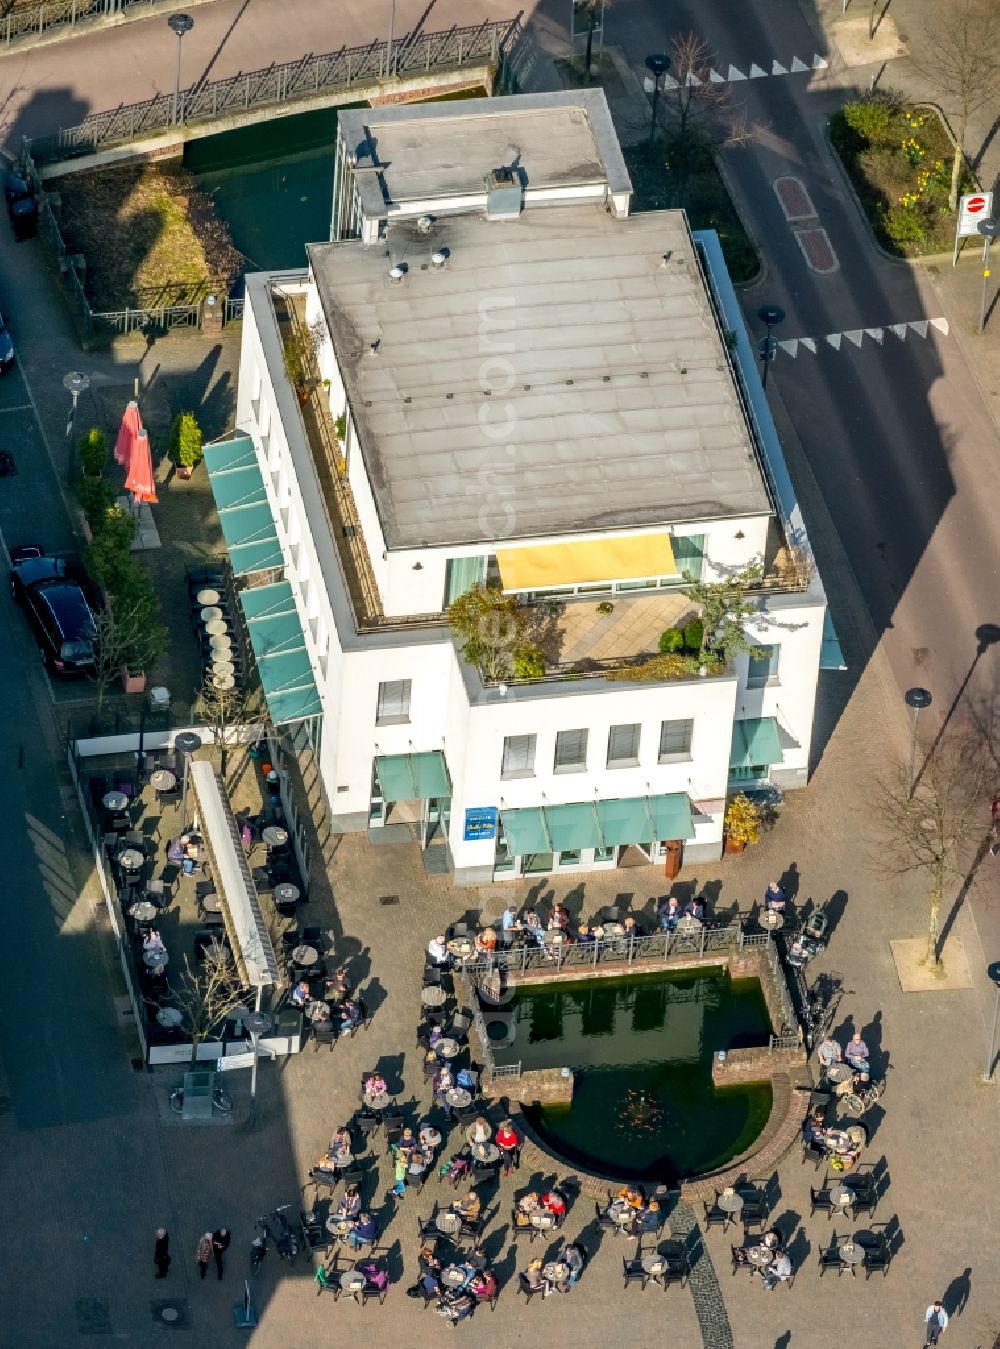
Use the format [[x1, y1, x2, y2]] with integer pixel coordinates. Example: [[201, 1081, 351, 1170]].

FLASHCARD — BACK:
[[4, 172, 37, 242], [9, 546, 96, 672]]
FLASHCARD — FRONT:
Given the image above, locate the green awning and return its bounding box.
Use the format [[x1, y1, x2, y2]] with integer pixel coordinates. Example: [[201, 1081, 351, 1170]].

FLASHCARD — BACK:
[[502, 792, 694, 854], [204, 436, 283, 577], [730, 717, 783, 769], [239, 581, 322, 725], [500, 807, 550, 855], [546, 801, 603, 851], [376, 751, 451, 802]]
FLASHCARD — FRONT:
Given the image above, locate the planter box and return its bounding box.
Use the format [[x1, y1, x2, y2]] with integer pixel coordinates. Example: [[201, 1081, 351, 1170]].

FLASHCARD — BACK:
[[723, 835, 746, 854], [120, 667, 146, 694]]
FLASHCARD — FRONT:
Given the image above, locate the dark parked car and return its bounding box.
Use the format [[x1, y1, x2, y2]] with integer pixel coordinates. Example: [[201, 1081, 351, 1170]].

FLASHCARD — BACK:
[[4, 172, 37, 242], [9, 546, 96, 673], [0, 310, 13, 370]]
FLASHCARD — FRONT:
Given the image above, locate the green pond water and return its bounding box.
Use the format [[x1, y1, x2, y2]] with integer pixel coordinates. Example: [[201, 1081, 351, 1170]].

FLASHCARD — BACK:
[[492, 969, 773, 1184], [184, 89, 490, 273]]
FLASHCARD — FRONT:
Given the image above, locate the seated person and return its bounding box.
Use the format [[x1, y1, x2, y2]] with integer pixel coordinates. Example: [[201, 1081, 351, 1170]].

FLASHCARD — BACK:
[[631, 1198, 662, 1235], [763, 881, 788, 912], [329, 1126, 352, 1160], [438, 1292, 475, 1323], [465, 1116, 493, 1147], [548, 904, 570, 932], [762, 1250, 793, 1290], [395, 1126, 418, 1157], [556, 1242, 584, 1289], [427, 934, 451, 967], [312, 1150, 339, 1181], [523, 1258, 546, 1292], [577, 923, 595, 944], [816, 1037, 842, 1070], [336, 1186, 361, 1219], [142, 929, 165, 953], [522, 910, 545, 944], [501, 905, 520, 931], [408, 1148, 432, 1178], [453, 1189, 481, 1226], [418, 1245, 442, 1278], [324, 968, 352, 1003], [432, 1066, 454, 1103], [468, 1268, 497, 1303], [475, 926, 497, 953], [345, 1212, 376, 1249], [166, 835, 188, 863], [540, 1188, 567, 1218], [761, 1228, 783, 1251], [363, 1073, 387, 1098], [683, 895, 706, 921], [657, 896, 681, 931], [622, 915, 643, 939], [290, 979, 311, 1008], [338, 997, 363, 1034], [802, 1111, 828, 1152], [844, 1032, 870, 1072], [514, 1191, 541, 1225], [615, 1185, 645, 1210]]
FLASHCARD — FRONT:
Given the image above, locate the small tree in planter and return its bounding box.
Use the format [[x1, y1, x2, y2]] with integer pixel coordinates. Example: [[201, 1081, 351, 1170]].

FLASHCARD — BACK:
[[683, 563, 767, 665], [164, 950, 247, 1064], [447, 584, 530, 683], [723, 792, 761, 853], [88, 598, 151, 710], [78, 427, 108, 478], [170, 413, 203, 479]]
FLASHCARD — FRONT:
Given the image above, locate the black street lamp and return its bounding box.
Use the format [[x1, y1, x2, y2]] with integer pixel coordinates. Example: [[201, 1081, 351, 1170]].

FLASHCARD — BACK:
[[756, 304, 785, 390], [645, 53, 670, 148], [63, 370, 89, 482], [176, 729, 203, 824], [904, 686, 932, 798], [168, 13, 194, 127], [984, 961, 1000, 1083], [976, 217, 998, 334]]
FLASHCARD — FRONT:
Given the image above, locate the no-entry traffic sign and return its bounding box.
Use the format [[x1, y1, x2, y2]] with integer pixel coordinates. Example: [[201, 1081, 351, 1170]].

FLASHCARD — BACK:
[[958, 191, 993, 238]]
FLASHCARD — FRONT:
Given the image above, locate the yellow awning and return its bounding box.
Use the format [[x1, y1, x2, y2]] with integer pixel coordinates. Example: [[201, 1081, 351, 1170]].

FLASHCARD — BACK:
[[496, 533, 676, 591]]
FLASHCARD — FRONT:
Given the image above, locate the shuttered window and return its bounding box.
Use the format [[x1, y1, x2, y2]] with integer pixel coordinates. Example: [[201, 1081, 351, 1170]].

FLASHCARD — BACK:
[[501, 734, 536, 778], [554, 729, 588, 773], [376, 679, 411, 724], [607, 723, 640, 768], [659, 718, 694, 761]]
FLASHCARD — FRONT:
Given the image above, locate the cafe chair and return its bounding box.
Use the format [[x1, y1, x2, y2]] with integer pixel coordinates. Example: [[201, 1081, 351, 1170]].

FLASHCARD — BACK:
[[385, 1124, 404, 1152], [449, 1010, 473, 1042], [452, 1106, 478, 1130], [300, 1209, 327, 1253], [801, 1137, 826, 1169], [623, 1257, 649, 1291], [511, 1208, 533, 1238], [737, 1188, 767, 1232], [315, 1264, 337, 1298], [301, 925, 325, 951], [312, 1020, 338, 1053], [857, 1227, 892, 1279], [595, 1201, 618, 1233], [702, 1200, 728, 1230], [340, 1168, 364, 1192], [447, 920, 469, 940], [810, 1185, 836, 1219], [417, 1213, 440, 1241], [818, 1232, 845, 1277], [659, 1241, 689, 1287], [406, 1168, 428, 1195], [847, 1173, 879, 1219], [730, 1245, 747, 1276], [516, 1272, 541, 1304], [354, 1111, 380, 1143]]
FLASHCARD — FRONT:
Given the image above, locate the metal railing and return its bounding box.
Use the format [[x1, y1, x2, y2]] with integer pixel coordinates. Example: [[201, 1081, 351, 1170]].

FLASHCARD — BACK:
[[1, 0, 157, 47], [768, 1033, 801, 1052], [760, 933, 798, 1035], [463, 923, 747, 980], [89, 303, 201, 334], [27, 15, 524, 163]]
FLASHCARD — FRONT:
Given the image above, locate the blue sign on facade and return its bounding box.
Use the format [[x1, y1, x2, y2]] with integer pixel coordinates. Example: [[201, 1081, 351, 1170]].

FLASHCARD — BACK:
[[464, 806, 498, 841]]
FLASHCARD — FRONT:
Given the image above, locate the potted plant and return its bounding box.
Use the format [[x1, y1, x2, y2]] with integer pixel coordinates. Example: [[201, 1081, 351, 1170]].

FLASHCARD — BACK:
[[169, 413, 203, 479], [597, 600, 614, 615], [78, 427, 108, 478], [723, 792, 761, 853], [283, 329, 314, 404]]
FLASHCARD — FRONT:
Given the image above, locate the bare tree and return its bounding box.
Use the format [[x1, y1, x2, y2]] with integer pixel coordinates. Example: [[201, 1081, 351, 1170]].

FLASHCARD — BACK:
[[165, 949, 247, 1064], [874, 728, 988, 968], [88, 599, 152, 711], [910, 0, 1000, 211], [195, 677, 265, 779], [665, 31, 752, 148]]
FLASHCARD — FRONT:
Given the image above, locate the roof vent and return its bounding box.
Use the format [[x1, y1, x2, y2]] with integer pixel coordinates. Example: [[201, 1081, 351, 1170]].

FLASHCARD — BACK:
[[430, 250, 447, 269], [416, 215, 434, 234], [485, 166, 523, 220], [388, 264, 405, 284]]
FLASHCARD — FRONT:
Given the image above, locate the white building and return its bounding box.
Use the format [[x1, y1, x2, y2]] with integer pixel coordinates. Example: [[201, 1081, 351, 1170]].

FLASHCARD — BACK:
[[212, 91, 841, 885]]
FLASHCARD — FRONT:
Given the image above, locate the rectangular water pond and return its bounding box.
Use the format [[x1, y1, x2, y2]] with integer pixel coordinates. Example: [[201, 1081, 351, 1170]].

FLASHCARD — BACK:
[[493, 968, 772, 1184]]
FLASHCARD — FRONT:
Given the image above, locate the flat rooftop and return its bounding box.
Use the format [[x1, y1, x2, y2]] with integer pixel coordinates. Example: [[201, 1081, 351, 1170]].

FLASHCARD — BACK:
[[308, 207, 771, 550], [337, 90, 631, 214]]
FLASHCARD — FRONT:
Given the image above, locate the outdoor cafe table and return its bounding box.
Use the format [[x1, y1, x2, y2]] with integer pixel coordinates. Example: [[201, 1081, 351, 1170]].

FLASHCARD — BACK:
[[102, 789, 129, 814], [291, 945, 319, 967], [204, 618, 228, 636], [419, 1125, 442, 1149], [262, 826, 289, 848], [717, 1191, 744, 1216], [676, 915, 703, 933], [143, 947, 169, 968], [612, 1207, 634, 1228], [603, 922, 625, 936], [642, 1253, 668, 1277], [200, 892, 223, 914], [471, 1141, 499, 1164], [149, 769, 176, 793], [838, 1240, 865, 1267], [156, 1006, 183, 1028], [201, 606, 223, 623], [363, 1090, 391, 1111], [542, 930, 569, 948], [747, 1245, 772, 1269], [436, 1037, 459, 1059], [129, 901, 157, 923], [447, 937, 474, 960], [208, 634, 232, 652], [421, 985, 447, 1008], [530, 1212, 556, 1231], [760, 910, 784, 931], [339, 1269, 366, 1299], [211, 673, 235, 690], [831, 1183, 856, 1208], [543, 1262, 569, 1286], [196, 588, 220, 606], [436, 1212, 462, 1237], [445, 1087, 472, 1110], [326, 1216, 352, 1238], [118, 848, 144, 873], [827, 1062, 853, 1084], [305, 1000, 331, 1022], [274, 883, 300, 906], [441, 1266, 468, 1290], [210, 659, 235, 677]]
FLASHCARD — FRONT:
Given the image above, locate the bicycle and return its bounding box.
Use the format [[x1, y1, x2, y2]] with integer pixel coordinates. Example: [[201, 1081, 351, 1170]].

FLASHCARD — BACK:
[[169, 1084, 233, 1115]]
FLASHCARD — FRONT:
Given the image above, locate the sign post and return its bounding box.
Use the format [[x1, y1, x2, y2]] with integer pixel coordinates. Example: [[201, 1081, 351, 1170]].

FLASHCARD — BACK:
[[953, 191, 993, 266], [976, 218, 999, 333]]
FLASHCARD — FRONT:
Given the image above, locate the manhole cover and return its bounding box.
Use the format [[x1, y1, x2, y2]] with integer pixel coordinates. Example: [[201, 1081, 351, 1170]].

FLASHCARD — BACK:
[[151, 1299, 189, 1330], [378, 894, 400, 906], [76, 1299, 112, 1335]]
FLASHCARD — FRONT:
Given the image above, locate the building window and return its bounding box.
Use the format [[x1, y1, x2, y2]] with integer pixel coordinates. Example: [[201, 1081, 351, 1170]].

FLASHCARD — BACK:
[[444, 556, 486, 607], [376, 679, 411, 725], [659, 718, 694, 762], [554, 728, 588, 773], [501, 734, 536, 779], [672, 533, 705, 581], [607, 723, 640, 768], [747, 645, 780, 688]]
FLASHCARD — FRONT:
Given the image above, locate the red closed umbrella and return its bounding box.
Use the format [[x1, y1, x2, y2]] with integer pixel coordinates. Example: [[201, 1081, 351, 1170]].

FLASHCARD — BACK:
[[114, 399, 143, 470], [124, 428, 158, 504]]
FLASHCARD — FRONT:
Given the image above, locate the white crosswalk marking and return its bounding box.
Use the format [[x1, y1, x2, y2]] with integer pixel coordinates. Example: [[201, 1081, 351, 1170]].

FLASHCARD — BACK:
[[749, 63, 767, 77], [813, 55, 828, 69], [728, 64, 747, 81], [790, 56, 810, 72], [774, 318, 951, 358], [771, 59, 788, 75], [709, 69, 726, 83], [680, 54, 830, 85]]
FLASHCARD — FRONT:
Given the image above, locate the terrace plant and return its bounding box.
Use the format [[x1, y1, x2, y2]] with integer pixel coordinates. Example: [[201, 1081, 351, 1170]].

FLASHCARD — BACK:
[[682, 563, 766, 664], [724, 792, 762, 847], [169, 412, 203, 476], [447, 584, 533, 683], [78, 427, 108, 478]]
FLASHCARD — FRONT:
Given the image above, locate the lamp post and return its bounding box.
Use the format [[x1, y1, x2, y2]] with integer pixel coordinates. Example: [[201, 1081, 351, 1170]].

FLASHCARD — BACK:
[[644, 53, 670, 148], [756, 305, 785, 390], [904, 686, 932, 799], [386, 0, 396, 76], [976, 218, 998, 334], [244, 1010, 273, 1102], [167, 13, 194, 127], [175, 729, 203, 825], [983, 961, 1000, 1082], [63, 370, 90, 482]]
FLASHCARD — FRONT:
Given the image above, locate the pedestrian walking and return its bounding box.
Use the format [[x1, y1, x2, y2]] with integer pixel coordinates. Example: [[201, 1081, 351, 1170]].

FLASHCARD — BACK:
[[924, 1300, 949, 1346], [991, 794, 1000, 855], [196, 1232, 213, 1280], [153, 1228, 170, 1279], [212, 1228, 231, 1280]]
